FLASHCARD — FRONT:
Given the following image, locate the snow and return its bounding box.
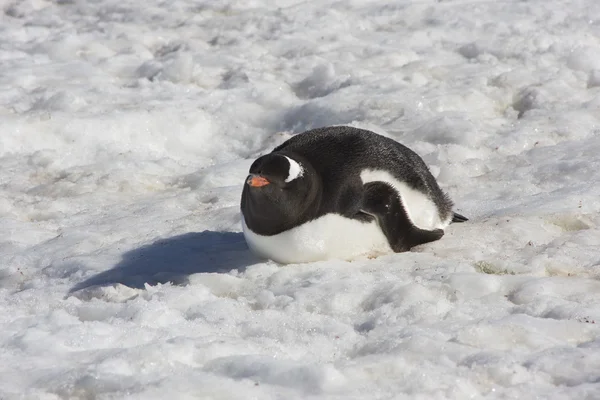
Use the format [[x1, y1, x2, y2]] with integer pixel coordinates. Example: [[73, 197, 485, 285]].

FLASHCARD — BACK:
[[2, 0, 600, 398]]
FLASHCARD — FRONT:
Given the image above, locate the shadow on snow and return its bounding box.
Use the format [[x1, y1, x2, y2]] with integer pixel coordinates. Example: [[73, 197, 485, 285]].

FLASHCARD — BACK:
[[69, 230, 260, 294]]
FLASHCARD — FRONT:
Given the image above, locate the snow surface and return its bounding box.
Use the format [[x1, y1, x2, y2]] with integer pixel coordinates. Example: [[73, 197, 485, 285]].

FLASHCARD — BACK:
[[2, 0, 600, 398]]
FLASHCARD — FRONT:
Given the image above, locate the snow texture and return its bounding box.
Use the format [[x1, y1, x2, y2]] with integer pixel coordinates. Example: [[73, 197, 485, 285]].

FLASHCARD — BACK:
[[2, 0, 600, 399]]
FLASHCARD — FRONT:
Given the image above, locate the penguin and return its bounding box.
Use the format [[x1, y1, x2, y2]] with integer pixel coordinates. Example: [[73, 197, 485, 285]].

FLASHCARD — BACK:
[[240, 125, 467, 264]]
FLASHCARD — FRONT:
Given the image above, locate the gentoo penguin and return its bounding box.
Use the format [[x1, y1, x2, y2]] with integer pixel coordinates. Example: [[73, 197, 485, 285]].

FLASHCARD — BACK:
[[240, 126, 467, 264]]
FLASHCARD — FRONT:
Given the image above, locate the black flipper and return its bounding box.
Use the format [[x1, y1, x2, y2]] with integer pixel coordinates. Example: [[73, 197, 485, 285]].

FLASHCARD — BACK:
[[360, 182, 444, 253], [452, 212, 468, 223]]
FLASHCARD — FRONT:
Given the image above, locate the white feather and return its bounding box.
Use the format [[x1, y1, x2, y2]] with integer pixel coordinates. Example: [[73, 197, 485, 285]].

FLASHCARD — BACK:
[[242, 215, 391, 264], [360, 169, 451, 230], [284, 156, 304, 183]]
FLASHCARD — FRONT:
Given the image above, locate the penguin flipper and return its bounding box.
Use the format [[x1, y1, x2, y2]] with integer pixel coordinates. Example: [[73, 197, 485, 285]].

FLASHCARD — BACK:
[[360, 182, 444, 253], [452, 212, 468, 223]]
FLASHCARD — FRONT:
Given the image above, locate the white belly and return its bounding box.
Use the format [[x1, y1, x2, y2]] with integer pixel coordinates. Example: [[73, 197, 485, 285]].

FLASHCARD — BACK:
[[242, 214, 392, 264]]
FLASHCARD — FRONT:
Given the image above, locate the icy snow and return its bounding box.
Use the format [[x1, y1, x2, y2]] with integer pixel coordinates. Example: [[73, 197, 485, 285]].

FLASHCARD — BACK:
[[2, 0, 600, 398]]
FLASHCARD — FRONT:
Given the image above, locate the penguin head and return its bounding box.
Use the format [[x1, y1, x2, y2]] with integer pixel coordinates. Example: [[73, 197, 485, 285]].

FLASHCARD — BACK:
[[247, 153, 305, 187], [242, 152, 319, 235]]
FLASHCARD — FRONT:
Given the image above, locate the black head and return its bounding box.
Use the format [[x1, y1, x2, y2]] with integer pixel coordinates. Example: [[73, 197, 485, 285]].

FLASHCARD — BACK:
[[241, 152, 319, 235]]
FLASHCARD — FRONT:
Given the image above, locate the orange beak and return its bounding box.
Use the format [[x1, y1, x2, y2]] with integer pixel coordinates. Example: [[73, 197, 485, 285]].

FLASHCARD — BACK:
[[247, 175, 270, 187]]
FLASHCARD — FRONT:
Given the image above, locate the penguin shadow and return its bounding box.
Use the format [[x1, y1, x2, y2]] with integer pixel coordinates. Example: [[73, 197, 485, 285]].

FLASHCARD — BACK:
[[68, 231, 259, 294]]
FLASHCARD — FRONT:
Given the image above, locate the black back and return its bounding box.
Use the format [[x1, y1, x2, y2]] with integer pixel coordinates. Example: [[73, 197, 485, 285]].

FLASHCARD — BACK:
[[241, 126, 454, 236]]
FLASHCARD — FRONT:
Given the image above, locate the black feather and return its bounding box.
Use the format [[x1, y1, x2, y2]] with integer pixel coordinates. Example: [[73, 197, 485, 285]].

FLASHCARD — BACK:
[[452, 212, 468, 223]]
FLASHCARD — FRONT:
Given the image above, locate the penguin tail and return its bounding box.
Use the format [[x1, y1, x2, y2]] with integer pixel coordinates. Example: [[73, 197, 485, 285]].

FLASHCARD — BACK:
[[452, 212, 468, 223]]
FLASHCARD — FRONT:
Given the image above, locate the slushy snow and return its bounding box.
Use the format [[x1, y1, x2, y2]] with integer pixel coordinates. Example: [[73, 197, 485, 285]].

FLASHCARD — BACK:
[[2, 0, 600, 399]]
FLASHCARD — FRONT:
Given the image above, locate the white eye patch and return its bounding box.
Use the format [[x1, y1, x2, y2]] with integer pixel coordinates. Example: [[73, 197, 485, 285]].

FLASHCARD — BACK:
[[284, 156, 304, 182]]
